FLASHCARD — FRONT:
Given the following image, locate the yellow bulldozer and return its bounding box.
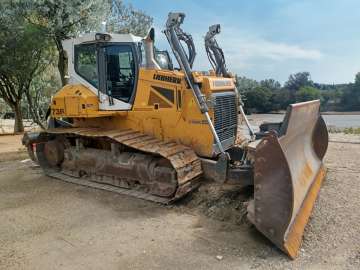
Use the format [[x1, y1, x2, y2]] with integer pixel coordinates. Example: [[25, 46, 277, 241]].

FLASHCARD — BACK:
[[22, 13, 328, 258]]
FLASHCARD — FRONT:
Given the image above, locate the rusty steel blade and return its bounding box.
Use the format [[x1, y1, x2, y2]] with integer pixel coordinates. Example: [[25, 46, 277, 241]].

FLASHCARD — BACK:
[[247, 100, 328, 259]]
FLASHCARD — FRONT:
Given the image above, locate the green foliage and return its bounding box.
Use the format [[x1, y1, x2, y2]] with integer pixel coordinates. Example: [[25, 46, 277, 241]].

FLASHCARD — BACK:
[[336, 73, 360, 111], [319, 88, 342, 111], [26, 0, 109, 40], [26, 65, 61, 124], [236, 72, 360, 113], [235, 76, 259, 93], [107, 0, 153, 36], [341, 84, 360, 111], [260, 79, 281, 91], [343, 127, 360, 134], [284, 71, 313, 92], [0, 2, 49, 85], [0, 99, 10, 114], [0, 0, 53, 131], [236, 76, 283, 112], [271, 88, 291, 111], [21, 0, 109, 85], [243, 86, 273, 113], [295, 86, 321, 102], [355, 72, 360, 86]]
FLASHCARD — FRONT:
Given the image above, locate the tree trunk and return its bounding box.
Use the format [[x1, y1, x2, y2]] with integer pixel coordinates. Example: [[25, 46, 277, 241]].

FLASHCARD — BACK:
[[13, 102, 24, 133], [58, 50, 67, 86], [56, 38, 68, 86], [25, 90, 45, 129]]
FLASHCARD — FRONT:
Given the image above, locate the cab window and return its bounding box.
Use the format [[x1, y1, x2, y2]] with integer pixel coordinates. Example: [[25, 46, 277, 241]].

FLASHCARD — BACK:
[[105, 45, 135, 103], [74, 44, 98, 87]]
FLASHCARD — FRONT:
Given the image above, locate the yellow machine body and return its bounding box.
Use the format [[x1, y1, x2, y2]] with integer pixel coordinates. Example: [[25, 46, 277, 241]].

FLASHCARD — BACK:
[[50, 68, 237, 158]]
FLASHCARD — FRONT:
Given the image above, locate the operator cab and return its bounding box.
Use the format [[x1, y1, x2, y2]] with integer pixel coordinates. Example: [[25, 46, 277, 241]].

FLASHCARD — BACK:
[[63, 31, 171, 110], [75, 40, 138, 104]]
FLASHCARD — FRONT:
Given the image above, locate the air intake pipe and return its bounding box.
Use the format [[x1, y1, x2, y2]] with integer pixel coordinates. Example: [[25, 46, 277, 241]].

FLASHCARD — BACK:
[[143, 28, 161, 69]]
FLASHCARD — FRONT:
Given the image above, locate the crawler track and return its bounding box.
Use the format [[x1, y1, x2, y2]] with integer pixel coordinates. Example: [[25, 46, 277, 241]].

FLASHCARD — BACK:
[[29, 127, 203, 204]]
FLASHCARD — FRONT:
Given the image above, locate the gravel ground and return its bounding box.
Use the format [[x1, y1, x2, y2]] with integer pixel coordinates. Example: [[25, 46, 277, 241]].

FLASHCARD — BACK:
[[0, 134, 359, 270], [0, 135, 28, 163]]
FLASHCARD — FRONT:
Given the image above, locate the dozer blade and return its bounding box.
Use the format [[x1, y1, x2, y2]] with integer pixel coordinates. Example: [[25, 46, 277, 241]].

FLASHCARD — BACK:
[[247, 100, 328, 259]]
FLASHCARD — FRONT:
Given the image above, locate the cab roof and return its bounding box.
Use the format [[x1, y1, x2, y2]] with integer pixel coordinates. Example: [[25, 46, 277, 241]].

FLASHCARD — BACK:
[[65, 32, 143, 45]]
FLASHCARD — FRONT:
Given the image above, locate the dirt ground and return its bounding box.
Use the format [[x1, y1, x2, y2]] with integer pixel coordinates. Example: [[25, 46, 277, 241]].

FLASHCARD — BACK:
[[0, 134, 359, 270], [0, 135, 28, 162]]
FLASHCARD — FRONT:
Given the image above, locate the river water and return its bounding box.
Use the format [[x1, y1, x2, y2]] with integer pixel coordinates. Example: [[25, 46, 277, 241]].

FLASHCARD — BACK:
[[247, 114, 360, 128]]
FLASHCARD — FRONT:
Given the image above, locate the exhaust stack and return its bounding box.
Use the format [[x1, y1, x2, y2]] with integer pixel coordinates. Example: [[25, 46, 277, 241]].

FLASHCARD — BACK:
[[143, 28, 160, 69]]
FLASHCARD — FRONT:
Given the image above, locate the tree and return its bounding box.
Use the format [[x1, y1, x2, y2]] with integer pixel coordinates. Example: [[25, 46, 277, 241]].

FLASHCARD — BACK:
[[354, 72, 360, 109], [271, 88, 291, 110], [25, 64, 60, 128], [235, 76, 259, 91], [355, 72, 360, 86], [23, 0, 109, 86], [0, 1, 49, 132], [260, 79, 281, 91], [107, 0, 153, 36], [285, 72, 313, 91], [244, 86, 273, 113], [24, 0, 153, 87], [258, 78, 286, 111], [340, 73, 360, 111], [320, 88, 342, 111], [295, 86, 321, 102]]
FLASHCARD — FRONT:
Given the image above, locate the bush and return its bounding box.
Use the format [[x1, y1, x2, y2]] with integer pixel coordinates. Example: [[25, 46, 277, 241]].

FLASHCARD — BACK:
[[344, 127, 360, 134], [244, 86, 273, 113], [295, 86, 321, 102]]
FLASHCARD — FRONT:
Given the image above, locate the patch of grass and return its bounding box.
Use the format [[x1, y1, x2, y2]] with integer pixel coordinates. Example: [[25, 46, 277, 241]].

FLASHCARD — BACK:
[[328, 126, 342, 133], [343, 127, 360, 134]]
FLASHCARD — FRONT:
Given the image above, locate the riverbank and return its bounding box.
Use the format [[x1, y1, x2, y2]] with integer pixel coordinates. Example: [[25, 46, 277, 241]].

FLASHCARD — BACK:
[[321, 111, 360, 115], [248, 113, 360, 129], [263, 111, 360, 115]]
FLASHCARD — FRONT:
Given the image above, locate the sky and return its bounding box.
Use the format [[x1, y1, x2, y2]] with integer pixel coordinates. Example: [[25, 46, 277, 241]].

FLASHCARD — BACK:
[[124, 0, 360, 84]]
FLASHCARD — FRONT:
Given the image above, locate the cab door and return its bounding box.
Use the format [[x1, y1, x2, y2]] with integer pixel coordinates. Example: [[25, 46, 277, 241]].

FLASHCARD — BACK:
[[98, 43, 139, 110]]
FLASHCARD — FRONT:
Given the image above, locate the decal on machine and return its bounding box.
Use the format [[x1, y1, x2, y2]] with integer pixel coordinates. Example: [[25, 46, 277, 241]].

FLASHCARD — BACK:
[[188, 119, 208, 125], [52, 108, 65, 115], [153, 74, 181, 84], [212, 80, 232, 87]]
